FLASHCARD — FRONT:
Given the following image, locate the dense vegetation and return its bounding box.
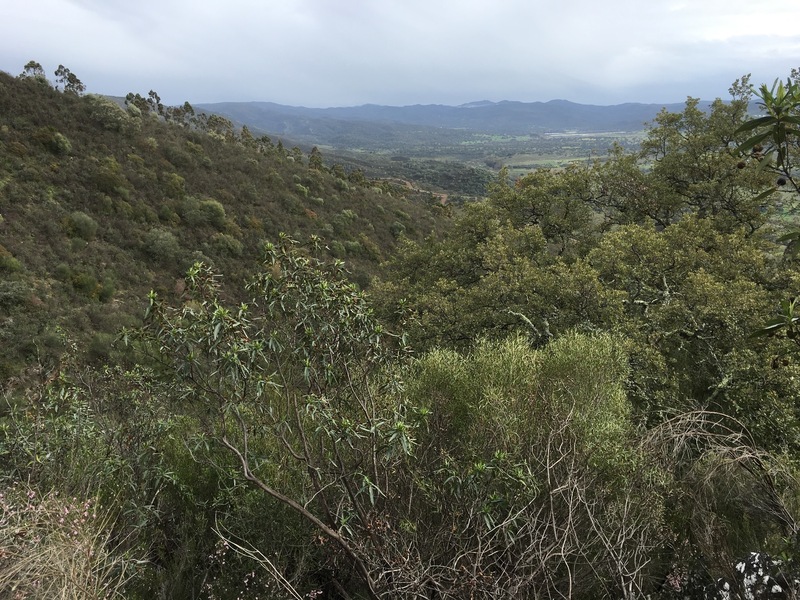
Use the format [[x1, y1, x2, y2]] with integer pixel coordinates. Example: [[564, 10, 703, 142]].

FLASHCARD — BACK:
[[0, 68, 445, 381], [5, 63, 800, 600]]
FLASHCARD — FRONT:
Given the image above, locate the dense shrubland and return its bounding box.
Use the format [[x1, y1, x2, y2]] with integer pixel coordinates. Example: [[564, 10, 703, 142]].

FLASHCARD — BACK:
[[0, 67, 445, 381], [5, 65, 800, 599]]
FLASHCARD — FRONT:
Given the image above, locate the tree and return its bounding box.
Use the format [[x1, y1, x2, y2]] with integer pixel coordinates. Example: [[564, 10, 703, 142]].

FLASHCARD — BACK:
[[238, 124, 256, 149], [53, 64, 85, 95], [146, 90, 163, 116], [125, 92, 150, 115], [19, 60, 45, 80], [308, 146, 324, 170], [136, 236, 416, 598], [489, 165, 596, 256], [595, 80, 772, 235]]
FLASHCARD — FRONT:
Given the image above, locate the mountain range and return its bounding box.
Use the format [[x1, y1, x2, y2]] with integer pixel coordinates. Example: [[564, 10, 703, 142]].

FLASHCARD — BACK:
[[195, 98, 712, 147]]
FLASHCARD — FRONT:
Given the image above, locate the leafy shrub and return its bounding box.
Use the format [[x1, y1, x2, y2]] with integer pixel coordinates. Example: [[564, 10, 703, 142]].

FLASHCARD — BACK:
[[53, 263, 72, 281], [164, 145, 193, 169], [0, 281, 28, 308], [91, 158, 126, 195], [97, 279, 115, 303], [50, 132, 72, 155], [344, 240, 362, 255], [211, 232, 244, 257], [330, 240, 346, 258], [31, 127, 71, 155], [71, 271, 99, 296], [164, 172, 186, 199], [143, 228, 181, 264], [180, 196, 226, 229], [87, 332, 116, 363], [65, 210, 98, 241], [390, 220, 406, 238], [85, 94, 133, 132], [0, 245, 21, 273]]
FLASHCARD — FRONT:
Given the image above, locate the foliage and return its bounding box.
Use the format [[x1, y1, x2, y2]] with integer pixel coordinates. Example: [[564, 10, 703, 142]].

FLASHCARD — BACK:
[[7, 62, 800, 598], [136, 237, 415, 598], [736, 77, 800, 197], [0, 67, 443, 378], [53, 64, 85, 95], [396, 334, 665, 599]]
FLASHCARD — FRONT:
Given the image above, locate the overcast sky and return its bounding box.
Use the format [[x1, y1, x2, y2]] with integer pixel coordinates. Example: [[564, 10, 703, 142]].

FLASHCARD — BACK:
[[2, 0, 800, 108]]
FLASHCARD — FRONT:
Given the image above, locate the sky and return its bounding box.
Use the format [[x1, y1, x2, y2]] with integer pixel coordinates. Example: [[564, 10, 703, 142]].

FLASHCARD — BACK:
[[2, 0, 800, 108]]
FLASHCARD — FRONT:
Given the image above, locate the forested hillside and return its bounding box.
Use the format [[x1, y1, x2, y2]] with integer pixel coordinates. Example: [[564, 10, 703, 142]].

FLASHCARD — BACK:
[[5, 65, 800, 600]]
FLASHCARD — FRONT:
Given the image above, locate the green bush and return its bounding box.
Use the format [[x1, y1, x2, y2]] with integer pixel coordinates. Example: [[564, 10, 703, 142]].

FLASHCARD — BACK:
[[85, 94, 133, 132], [344, 240, 362, 255], [0, 245, 21, 273], [180, 197, 226, 229], [91, 158, 126, 195], [51, 132, 71, 155], [0, 281, 28, 308], [71, 271, 99, 296], [143, 228, 181, 264], [65, 211, 98, 241], [330, 240, 346, 258], [390, 221, 406, 238], [210, 232, 243, 257]]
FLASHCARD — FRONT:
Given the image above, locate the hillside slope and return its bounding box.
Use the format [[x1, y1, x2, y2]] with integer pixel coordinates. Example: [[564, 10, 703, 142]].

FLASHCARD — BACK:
[[0, 72, 446, 379]]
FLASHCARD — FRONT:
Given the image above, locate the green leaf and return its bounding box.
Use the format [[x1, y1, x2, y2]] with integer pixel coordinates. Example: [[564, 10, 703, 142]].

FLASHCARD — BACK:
[[750, 187, 778, 203], [737, 131, 773, 155], [735, 116, 776, 135]]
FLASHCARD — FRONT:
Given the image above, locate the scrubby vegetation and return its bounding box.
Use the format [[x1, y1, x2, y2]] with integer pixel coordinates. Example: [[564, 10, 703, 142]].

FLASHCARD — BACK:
[[5, 64, 800, 600], [0, 68, 445, 380]]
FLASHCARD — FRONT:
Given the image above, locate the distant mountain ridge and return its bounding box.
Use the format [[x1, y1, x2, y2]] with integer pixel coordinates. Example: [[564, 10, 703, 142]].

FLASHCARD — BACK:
[[196, 98, 711, 143]]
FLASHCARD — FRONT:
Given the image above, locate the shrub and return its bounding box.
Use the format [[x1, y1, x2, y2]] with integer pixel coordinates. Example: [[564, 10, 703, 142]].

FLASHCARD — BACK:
[[0, 245, 21, 273], [50, 132, 71, 155], [330, 240, 346, 258], [87, 332, 116, 363], [71, 271, 99, 296], [211, 232, 244, 258], [390, 221, 406, 238], [164, 145, 193, 169], [180, 197, 226, 229], [65, 211, 98, 241], [344, 240, 362, 255], [0, 281, 28, 308], [143, 228, 181, 264], [32, 127, 71, 155], [164, 172, 186, 199], [91, 158, 126, 195], [85, 94, 132, 132]]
